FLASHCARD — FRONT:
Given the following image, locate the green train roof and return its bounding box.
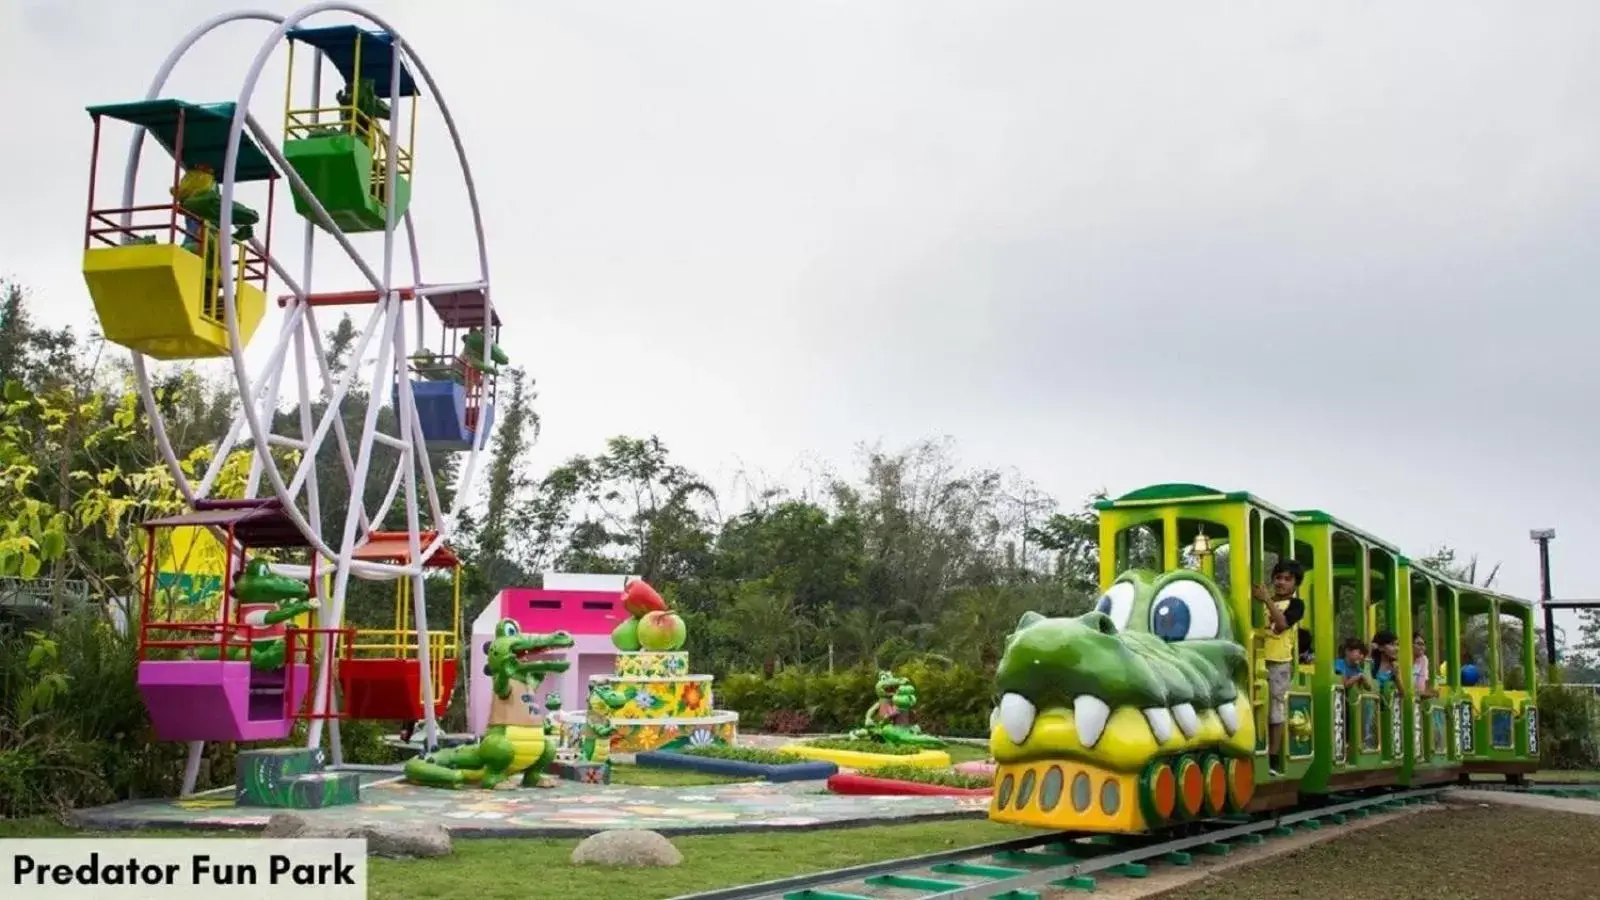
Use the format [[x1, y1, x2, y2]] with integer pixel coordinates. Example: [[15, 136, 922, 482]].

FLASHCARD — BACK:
[[1095, 483, 1299, 522], [1099, 483, 1533, 609], [1291, 509, 1403, 555], [85, 99, 277, 182]]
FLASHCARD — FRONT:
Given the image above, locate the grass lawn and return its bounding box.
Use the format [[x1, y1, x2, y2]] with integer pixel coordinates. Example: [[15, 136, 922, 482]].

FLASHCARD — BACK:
[[942, 741, 992, 764], [1151, 806, 1600, 900], [0, 816, 1039, 899]]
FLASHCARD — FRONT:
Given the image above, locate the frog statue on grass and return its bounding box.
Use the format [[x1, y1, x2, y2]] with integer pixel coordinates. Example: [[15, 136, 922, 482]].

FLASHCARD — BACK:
[[849, 670, 947, 749]]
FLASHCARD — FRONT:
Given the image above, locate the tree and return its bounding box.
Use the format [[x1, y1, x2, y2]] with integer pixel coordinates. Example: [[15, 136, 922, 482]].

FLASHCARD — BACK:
[[526, 436, 716, 583], [457, 366, 541, 625]]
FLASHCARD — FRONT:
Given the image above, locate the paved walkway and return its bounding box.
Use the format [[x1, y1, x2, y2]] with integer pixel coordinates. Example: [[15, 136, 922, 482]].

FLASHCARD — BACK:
[[1442, 788, 1600, 817], [72, 774, 990, 837]]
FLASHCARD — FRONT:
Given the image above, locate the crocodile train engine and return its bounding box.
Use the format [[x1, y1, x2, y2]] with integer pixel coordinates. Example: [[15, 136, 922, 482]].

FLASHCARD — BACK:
[[988, 570, 1258, 833]]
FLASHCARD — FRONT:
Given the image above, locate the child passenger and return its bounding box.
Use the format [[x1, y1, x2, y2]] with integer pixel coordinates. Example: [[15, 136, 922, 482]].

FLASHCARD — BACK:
[[1370, 630, 1404, 696], [1253, 560, 1307, 776], [1412, 631, 1436, 699], [1334, 637, 1375, 690]]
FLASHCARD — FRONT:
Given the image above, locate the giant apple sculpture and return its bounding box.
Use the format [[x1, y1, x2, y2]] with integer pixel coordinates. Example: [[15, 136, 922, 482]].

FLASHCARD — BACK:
[[636, 609, 687, 651], [611, 578, 685, 651]]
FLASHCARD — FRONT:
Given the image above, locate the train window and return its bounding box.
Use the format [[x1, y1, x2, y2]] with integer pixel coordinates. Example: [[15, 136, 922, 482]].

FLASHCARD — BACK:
[[1254, 515, 1292, 631], [1410, 573, 1438, 690], [1459, 605, 1493, 687], [1330, 532, 1364, 647], [1496, 607, 1531, 690], [1116, 523, 1162, 572], [1368, 548, 1397, 635], [1436, 584, 1459, 684]]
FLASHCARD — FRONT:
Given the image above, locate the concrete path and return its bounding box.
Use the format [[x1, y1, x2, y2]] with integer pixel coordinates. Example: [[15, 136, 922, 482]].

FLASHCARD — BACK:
[[1442, 787, 1600, 817]]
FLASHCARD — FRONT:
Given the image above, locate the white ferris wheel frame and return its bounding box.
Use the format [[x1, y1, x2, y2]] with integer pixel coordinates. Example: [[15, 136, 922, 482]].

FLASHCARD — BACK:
[[113, 3, 494, 781]]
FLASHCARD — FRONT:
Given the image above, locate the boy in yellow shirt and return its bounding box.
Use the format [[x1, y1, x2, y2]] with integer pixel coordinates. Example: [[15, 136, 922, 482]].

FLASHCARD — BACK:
[[1253, 559, 1306, 776]]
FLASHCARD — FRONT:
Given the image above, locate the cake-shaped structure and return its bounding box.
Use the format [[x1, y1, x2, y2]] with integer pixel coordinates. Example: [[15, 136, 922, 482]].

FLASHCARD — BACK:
[[553, 580, 737, 754]]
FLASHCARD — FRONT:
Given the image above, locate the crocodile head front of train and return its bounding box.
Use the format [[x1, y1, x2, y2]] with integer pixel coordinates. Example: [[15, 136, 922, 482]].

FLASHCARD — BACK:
[[988, 570, 1257, 830]]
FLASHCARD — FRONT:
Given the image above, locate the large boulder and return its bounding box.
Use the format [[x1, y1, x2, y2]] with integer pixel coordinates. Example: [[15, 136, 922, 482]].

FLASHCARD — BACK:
[[263, 812, 453, 858], [569, 829, 683, 867]]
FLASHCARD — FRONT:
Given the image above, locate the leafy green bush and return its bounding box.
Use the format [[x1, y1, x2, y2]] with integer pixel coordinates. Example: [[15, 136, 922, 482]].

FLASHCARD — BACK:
[[802, 738, 924, 755], [1537, 684, 1599, 770], [865, 764, 992, 789], [720, 661, 993, 737], [679, 744, 804, 765], [0, 610, 401, 816]]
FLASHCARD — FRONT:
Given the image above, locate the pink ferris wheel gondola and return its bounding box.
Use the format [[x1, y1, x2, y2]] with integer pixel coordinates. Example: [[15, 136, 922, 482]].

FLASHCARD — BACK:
[[135, 499, 345, 743]]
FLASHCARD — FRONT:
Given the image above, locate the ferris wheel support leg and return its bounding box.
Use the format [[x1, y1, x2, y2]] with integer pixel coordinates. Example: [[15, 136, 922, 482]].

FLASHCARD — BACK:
[[292, 39, 349, 760], [180, 741, 205, 796], [382, 38, 440, 752], [307, 302, 400, 751]]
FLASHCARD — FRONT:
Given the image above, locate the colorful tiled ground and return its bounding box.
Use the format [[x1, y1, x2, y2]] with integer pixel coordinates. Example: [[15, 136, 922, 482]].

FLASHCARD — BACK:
[[71, 774, 990, 837]]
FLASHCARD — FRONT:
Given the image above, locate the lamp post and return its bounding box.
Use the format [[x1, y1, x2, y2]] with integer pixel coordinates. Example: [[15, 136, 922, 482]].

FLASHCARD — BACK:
[[1531, 529, 1556, 667]]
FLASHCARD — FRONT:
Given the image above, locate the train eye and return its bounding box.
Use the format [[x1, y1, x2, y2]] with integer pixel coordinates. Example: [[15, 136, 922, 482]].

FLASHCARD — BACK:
[[497, 621, 520, 639], [1149, 580, 1220, 642], [1093, 582, 1137, 631]]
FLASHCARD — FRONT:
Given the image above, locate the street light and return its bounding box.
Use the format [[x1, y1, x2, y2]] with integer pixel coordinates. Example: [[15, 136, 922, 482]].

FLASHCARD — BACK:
[[1531, 529, 1556, 666]]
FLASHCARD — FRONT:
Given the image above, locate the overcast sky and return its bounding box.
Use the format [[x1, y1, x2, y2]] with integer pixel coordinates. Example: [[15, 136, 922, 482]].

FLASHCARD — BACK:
[[4, 1, 1597, 647]]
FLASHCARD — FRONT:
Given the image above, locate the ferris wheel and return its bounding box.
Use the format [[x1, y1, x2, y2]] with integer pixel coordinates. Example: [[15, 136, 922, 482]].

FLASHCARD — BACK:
[[78, 4, 499, 787]]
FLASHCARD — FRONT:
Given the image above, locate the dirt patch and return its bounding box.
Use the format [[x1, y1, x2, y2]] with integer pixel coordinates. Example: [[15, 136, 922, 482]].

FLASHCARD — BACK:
[[1141, 805, 1600, 900]]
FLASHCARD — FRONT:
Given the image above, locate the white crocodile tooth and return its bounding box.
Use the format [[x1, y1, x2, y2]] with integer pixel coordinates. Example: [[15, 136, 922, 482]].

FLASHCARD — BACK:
[[1217, 701, 1239, 735], [1173, 703, 1200, 738], [999, 693, 1036, 746], [1074, 695, 1111, 749], [1143, 707, 1175, 744]]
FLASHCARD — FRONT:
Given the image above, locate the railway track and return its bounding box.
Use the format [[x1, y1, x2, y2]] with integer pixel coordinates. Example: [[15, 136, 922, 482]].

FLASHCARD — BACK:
[[670, 788, 1450, 900]]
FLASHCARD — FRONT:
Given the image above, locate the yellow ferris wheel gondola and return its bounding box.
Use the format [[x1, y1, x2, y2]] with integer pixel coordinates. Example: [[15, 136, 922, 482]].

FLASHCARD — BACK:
[[81, 99, 276, 360], [338, 531, 461, 721]]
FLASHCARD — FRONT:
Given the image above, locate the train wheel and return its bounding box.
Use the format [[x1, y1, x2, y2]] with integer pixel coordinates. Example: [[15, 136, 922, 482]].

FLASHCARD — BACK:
[[1201, 753, 1228, 816], [1176, 755, 1205, 819], [1226, 755, 1255, 811], [1139, 759, 1177, 827]]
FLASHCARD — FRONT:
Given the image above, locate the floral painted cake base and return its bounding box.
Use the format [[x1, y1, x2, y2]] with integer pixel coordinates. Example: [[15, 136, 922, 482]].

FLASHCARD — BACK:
[[587, 674, 715, 719], [614, 652, 691, 678], [553, 710, 739, 754]]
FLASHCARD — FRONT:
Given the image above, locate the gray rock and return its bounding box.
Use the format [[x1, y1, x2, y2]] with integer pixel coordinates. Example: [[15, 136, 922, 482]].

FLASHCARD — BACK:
[[263, 813, 453, 858], [569, 829, 683, 867]]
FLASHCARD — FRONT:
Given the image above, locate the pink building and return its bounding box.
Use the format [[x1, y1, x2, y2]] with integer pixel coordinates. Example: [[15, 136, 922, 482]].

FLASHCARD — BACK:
[[467, 572, 628, 736]]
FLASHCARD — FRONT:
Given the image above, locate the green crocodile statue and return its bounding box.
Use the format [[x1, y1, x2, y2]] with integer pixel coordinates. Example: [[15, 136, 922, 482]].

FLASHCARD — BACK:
[[404, 620, 574, 789], [849, 670, 947, 748], [192, 557, 318, 670], [580, 684, 634, 762]]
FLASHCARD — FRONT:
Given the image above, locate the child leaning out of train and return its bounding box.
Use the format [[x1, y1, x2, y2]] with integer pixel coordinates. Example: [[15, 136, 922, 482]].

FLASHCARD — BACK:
[[1411, 632, 1437, 699], [1334, 637, 1375, 691], [1252, 559, 1306, 776], [1369, 631, 1404, 696]]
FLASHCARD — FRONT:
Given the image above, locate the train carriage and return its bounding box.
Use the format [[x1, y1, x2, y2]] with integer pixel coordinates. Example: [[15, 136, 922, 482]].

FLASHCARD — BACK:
[[987, 483, 1540, 835]]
